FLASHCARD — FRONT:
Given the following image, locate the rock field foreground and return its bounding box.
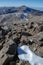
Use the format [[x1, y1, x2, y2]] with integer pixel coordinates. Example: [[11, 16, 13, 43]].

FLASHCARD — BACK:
[[0, 21, 43, 65]]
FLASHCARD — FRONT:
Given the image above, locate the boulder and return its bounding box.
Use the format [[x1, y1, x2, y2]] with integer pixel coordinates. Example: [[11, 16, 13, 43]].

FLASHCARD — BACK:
[[21, 31, 32, 36], [20, 35, 28, 44], [10, 61, 16, 65], [0, 54, 9, 65], [38, 47, 43, 57], [39, 25, 43, 31], [6, 40, 17, 60]]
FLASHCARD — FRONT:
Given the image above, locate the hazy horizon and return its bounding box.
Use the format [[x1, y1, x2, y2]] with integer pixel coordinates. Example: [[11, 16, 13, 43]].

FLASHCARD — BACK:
[[0, 0, 43, 11]]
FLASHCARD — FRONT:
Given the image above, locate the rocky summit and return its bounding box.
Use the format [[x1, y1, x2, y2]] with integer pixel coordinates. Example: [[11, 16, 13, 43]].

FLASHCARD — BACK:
[[0, 6, 43, 65]]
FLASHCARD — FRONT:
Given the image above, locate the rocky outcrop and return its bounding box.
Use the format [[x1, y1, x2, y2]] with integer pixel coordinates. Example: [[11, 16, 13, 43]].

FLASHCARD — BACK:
[[0, 21, 43, 65]]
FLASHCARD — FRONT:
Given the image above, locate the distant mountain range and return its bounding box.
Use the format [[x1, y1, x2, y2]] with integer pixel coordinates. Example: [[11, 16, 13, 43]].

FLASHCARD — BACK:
[[0, 6, 43, 24], [0, 6, 43, 15]]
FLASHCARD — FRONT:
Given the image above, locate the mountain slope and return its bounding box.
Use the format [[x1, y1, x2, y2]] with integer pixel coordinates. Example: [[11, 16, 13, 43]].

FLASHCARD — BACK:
[[0, 6, 43, 15]]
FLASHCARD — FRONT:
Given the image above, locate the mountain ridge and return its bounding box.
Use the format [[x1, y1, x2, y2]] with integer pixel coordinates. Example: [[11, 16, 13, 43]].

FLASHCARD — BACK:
[[0, 6, 43, 15]]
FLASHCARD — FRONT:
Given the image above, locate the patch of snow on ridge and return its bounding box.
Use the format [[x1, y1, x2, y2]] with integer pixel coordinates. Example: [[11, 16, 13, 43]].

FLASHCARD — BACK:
[[17, 45, 43, 65]]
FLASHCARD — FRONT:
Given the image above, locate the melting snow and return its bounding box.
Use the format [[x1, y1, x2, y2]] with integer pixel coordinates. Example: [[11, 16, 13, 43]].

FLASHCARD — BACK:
[[17, 45, 43, 65]]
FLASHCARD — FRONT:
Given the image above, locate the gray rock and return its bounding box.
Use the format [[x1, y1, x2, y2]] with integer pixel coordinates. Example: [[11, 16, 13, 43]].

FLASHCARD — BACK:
[[10, 61, 16, 65], [0, 54, 9, 65]]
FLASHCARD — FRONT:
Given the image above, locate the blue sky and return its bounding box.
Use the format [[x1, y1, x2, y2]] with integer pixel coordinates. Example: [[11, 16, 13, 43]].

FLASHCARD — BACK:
[[0, 0, 43, 8]]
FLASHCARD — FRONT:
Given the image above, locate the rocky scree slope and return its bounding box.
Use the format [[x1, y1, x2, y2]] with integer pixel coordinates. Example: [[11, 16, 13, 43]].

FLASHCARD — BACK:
[[0, 6, 43, 65], [0, 21, 43, 65]]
